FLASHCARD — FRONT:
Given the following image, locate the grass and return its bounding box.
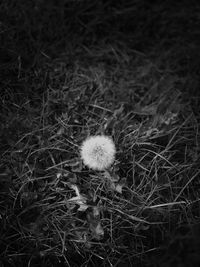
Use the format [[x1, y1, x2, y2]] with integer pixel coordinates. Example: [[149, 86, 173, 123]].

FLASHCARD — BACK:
[[0, 0, 200, 266]]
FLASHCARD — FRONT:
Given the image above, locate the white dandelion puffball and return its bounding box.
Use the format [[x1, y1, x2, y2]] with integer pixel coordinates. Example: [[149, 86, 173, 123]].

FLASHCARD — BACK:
[[80, 135, 116, 171]]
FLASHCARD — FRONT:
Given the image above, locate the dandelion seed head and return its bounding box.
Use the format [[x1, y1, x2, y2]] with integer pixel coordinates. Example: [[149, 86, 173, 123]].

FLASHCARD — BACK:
[[80, 135, 116, 171]]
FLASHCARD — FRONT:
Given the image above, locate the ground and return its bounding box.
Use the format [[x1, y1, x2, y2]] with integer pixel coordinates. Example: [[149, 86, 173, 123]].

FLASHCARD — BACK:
[[0, 0, 200, 266]]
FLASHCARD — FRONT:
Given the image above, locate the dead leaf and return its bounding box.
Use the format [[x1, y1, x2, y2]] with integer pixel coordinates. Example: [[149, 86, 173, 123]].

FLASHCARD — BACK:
[[90, 222, 104, 240], [87, 206, 104, 240], [134, 103, 157, 116], [71, 161, 82, 172], [56, 172, 62, 179], [63, 172, 77, 184], [104, 170, 126, 194], [67, 195, 88, 211], [115, 178, 127, 194], [67, 184, 88, 211], [70, 184, 80, 195], [103, 170, 119, 182]]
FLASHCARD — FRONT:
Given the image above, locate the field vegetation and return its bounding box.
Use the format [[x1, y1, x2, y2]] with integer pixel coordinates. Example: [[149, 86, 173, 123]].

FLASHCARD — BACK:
[[0, 1, 200, 266]]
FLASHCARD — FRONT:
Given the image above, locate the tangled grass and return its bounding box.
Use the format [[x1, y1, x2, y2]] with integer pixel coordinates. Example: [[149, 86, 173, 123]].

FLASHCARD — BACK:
[[0, 1, 200, 266]]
